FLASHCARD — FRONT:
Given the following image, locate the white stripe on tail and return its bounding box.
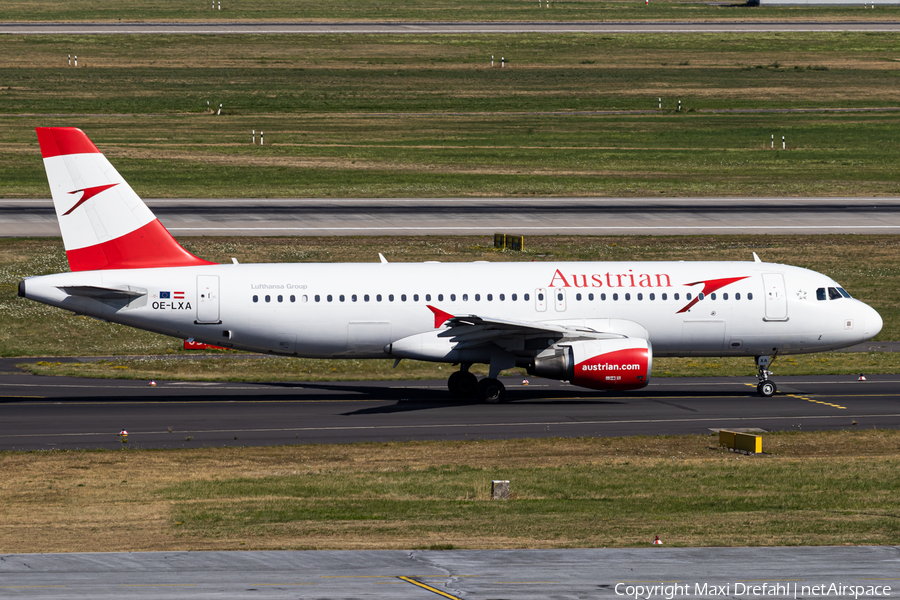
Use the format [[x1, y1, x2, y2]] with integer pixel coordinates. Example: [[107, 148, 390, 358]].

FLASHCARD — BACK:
[[36, 127, 214, 272]]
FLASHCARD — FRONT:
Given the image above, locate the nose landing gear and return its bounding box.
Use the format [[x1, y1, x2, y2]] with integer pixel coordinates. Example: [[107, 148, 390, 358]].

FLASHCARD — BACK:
[[756, 355, 777, 397]]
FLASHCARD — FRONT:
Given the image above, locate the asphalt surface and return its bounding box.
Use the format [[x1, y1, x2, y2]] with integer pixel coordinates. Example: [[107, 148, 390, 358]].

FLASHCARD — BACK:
[[3, 197, 899, 236], [4, 21, 900, 34], [1, 356, 896, 450], [2, 547, 899, 600]]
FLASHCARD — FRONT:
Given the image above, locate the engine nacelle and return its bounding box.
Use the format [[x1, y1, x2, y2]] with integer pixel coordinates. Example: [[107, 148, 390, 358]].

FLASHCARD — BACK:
[[528, 338, 652, 391]]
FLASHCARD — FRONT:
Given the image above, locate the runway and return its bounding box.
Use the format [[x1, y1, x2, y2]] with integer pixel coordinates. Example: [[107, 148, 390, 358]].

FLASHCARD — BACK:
[[4, 21, 900, 34], [0, 359, 895, 450], [2, 546, 898, 600], [2, 197, 898, 236]]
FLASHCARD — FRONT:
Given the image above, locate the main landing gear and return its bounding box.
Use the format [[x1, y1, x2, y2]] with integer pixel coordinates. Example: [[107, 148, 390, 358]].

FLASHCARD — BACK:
[[447, 364, 507, 403], [756, 355, 777, 397]]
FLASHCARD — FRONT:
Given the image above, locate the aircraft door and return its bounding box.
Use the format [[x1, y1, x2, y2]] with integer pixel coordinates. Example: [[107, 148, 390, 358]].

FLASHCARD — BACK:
[[762, 273, 788, 321], [196, 275, 220, 324], [535, 288, 547, 312], [554, 288, 567, 312]]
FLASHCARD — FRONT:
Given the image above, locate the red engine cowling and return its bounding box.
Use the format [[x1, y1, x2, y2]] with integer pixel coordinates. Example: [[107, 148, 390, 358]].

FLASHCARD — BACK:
[[528, 338, 652, 391]]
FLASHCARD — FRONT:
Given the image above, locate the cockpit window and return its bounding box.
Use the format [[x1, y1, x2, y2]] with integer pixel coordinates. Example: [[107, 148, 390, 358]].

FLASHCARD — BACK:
[[837, 287, 852, 299], [828, 287, 842, 300], [816, 288, 826, 301]]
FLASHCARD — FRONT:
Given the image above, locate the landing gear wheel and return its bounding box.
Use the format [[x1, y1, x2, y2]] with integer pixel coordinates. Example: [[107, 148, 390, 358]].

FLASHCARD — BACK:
[[757, 380, 777, 397], [475, 377, 506, 403], [448, 371, 478, 397]]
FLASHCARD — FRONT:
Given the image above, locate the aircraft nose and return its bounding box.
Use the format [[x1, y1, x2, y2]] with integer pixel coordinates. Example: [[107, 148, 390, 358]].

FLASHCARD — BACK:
[[862, 302, 883, 339]]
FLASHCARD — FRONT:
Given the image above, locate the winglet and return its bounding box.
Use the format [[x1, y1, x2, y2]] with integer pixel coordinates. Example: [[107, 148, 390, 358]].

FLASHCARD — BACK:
[[426, 305, 455, 329]]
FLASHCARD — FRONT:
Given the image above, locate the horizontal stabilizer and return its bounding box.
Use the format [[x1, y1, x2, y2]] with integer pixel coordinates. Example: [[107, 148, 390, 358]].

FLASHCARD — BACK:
[[59, 285, 147, 300]]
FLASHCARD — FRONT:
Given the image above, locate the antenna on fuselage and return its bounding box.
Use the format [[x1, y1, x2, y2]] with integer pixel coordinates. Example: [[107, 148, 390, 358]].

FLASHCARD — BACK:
[[379, 253, 388, 264], [753, 252, 762, 263]]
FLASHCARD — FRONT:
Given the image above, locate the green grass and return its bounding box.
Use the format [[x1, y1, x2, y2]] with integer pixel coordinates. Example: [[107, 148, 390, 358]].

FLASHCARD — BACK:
[[159, 434, 900, 548], [5, 0, 900, 23], [3, 33, 900, 198], [166, 459, 900, 547], [4, 432, 899, 551]]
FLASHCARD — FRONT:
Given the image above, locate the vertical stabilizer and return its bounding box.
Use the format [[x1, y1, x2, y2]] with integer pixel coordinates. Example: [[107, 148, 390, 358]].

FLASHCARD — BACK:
[[36, 127, 215, 271]]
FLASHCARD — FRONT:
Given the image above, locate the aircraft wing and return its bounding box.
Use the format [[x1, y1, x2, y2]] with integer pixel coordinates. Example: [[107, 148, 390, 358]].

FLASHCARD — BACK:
[[426, 305, 628, 350]]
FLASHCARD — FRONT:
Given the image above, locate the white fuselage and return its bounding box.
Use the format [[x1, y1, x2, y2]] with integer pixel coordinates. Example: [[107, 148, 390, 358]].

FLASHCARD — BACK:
[[21, 259, 882, 361]]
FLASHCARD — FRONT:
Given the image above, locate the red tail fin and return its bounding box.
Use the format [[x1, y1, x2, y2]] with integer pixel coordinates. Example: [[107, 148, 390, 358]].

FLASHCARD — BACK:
[[36, 127, 215, 271]]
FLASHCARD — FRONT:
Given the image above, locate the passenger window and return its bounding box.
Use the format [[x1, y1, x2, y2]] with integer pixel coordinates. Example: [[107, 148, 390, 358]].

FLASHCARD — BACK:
[[735, 293, 740, 300], [499, 294, 505, 301], [438, 294, 444, 301], [649, 293, 655, 301], [364, 294, 370, 302], [414, 294, 419, 302], [538, 293, 544, 301], [339, 294, 345, 302], [277, 295, 283, 303], [698, 293, 704, 300], [327, 295, 333, 302], [265, 295, 271, 303], [588, 293, 594, 301], [401, 294, 407, 302], [377, 294, 382, 302], [662, 293, 667, 300], [524, 293, 530, 301], [637, 293, 642, 301], [487, 294, 492, 301], [828, 287, 842, 300], [389, 294, 395, 302], [601, 293, 606, 301], [290, 295, 296, 302], [475, 294, 480, 301], [512, 293, 517, 301], [576, 293, 582, 301], [301, 295, 307, 303], [315, 295, 321, 302], [557, 292, 563, 301], [425, 294, 431, 302], [450, 294, 456, 301], [722, 293, 727, 300], [463, 294, 468, 301], [625, 293, 631, 301], [253, 295, 258, 303], [674, 293, 680, 301], [710, 293, 716, 300], [748, 293, 753, 300], [613, 293, 618, 301], [352, 294, 357, 302], [686, 293, 692, 300]]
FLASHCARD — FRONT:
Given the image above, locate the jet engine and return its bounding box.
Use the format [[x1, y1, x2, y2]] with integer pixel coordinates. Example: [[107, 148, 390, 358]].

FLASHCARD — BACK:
[[527, 338, 652, 391]]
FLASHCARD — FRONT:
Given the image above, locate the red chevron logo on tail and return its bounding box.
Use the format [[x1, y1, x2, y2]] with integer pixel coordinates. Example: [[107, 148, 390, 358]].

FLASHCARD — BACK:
[[63, 183, 119, 216]]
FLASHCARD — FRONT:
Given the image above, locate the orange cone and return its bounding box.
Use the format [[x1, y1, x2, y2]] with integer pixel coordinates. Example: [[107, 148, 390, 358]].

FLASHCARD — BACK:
[[149, 380, 157, 387], [858, 374, 867, 381], [653, 535, 662, 545]]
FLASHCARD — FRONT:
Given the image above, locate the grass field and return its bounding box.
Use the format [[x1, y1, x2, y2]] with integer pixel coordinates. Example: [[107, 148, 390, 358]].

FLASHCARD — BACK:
[[4, 0, 900, 23], [1, 431, 898, 553], [2, 33, 900, 198]]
